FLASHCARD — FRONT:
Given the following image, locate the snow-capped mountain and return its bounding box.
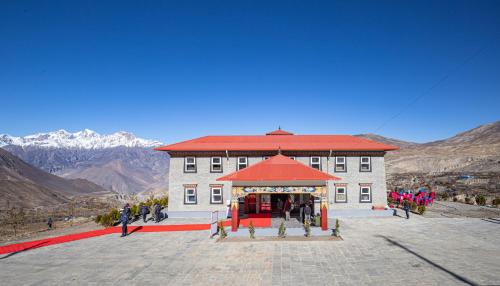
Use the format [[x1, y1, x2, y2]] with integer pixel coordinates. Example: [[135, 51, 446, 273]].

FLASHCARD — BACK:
[[0, 129, 163, 149], [1, 129, 169, 195]]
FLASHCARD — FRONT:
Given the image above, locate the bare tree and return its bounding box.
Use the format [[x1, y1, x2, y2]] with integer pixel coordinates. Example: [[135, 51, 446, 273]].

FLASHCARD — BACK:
[[6, 206, 27, 237]]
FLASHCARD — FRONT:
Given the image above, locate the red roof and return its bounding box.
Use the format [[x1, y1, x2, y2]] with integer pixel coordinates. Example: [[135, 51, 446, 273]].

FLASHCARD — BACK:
[[217, 155, 340, 181], [155, 130, 399, 152], [266, 129, 294, 135]]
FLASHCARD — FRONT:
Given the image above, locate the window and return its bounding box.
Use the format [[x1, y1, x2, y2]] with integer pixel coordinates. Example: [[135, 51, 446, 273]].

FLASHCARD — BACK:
[[310, 156, 321, 170], [237, 157, 248, 170], [210, 157, 222, 173], [184, 187, 197, 204], [210, 186, 223, 204], [335, 186, 347, 203], [360, 186, 371, 203], [335, 156, 346, 172], [360, 156, 371, 172], [184, 157, 196, 173]]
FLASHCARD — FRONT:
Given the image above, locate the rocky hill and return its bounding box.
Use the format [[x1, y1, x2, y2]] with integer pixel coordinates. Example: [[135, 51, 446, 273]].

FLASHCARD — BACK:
[[357, 121, 500, 174], [0, 148, 114, 209], [1, 130, 169, 195]]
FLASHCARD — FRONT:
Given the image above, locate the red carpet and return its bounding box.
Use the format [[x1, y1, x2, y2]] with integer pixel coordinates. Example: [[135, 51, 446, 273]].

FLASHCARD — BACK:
[[0, 219, 272, 255], [0, 224, 211, 255]]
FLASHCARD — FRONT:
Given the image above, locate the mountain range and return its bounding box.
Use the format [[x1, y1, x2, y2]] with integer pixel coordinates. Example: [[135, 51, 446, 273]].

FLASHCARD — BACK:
[[1, 130, 169, 195], [356, 121, 500, 174], [1, 121, 498, 205], [0, 148, 113, 209]]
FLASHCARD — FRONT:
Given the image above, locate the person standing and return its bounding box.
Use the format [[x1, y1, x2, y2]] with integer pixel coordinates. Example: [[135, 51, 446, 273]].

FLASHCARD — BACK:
[[277, 199, 283, 218], [154, 203, 161, 223], [403, 199, 410, 220], [140, 204, 149, 223], [304, 203, 311, 223], [47, 217, 53, 230], [120, 208, 129, 237], [284, 197, 291, 221]]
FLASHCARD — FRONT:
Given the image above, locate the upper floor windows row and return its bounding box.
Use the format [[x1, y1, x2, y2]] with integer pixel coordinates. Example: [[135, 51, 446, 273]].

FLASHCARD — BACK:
[[183, 156, 372, 173]]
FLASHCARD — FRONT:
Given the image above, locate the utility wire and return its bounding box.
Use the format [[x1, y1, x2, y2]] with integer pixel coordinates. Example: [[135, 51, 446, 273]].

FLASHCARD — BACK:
[[374, 41, 493, 133]]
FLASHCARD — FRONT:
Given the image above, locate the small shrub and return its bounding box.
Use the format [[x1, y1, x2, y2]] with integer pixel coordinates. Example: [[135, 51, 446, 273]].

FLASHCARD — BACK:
[[278, 221, 286, 238], [248, 220, 255, 239], [387, 197, 394, 205], [131, 205, 139, 217], [218, 221, 227, 239], [159, 196, 169, 207], [334, 219, 340, 237], [410, 202, 417, 211], [493, 198, 500, 207], [417, 205, 426, 215], [441, 193, 449, 201], [303, 219, 311, 237], [453, 197, 458, 202], [109, 209, 120, 221], [94, 215, 102, 224], [475, 195, 486, 206], [465, 197, 471, 204]]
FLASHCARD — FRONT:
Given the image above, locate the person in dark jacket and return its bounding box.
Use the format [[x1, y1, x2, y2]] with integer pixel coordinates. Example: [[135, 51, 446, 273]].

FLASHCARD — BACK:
[[154, 203, 161, 223], [120, 208, 129, 237], [140, 204, 149, 223], [47, 217, 53, 229], [403, 199, 410, 219]]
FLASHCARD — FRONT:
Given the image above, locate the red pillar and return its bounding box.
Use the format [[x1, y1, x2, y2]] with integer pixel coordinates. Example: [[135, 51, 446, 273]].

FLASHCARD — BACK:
[[321, 205, 328, 231], [231, 205, 239, 232]]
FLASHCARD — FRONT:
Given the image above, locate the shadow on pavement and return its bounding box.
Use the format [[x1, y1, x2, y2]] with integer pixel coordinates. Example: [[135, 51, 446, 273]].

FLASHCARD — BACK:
[[481, 218, 500, 224], [0, 241, 49, 260], [377, 235, 478, 286]]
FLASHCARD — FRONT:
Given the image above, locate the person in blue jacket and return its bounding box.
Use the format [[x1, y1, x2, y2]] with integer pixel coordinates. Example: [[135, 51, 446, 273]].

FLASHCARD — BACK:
[[120, 207, 130, 237]]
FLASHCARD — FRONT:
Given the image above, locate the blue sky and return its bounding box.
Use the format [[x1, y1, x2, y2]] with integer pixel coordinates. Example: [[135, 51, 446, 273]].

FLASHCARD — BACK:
[[0, 0, 499, 144]]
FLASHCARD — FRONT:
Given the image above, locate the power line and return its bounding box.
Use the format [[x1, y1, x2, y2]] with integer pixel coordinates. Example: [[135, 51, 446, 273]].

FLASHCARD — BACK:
[[374, 41, 493, 133]]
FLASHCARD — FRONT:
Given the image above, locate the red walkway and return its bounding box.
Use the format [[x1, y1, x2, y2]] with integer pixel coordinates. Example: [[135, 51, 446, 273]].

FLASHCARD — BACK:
[[0, 218, 271, 255]]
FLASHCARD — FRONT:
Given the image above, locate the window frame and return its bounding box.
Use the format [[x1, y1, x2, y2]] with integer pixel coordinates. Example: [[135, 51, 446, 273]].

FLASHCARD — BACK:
[[184, 157, 197, 173], [359, 185, 372, 203], [360, 156, 372, 172], [210, 186, 223, 204], [210, 157, 223, 173], [184, 186, 197, 204], [310, 156, 321, 170], [335, 156, 347, 172], [237, 157, 248, 170], [335, 185, 347, 203]]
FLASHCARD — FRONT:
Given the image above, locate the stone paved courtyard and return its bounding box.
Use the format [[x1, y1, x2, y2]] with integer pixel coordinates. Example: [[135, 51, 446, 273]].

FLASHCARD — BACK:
[[1, 216, 499, 285]]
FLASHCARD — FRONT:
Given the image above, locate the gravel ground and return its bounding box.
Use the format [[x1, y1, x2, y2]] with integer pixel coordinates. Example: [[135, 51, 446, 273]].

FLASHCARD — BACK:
[[424, 201, 500, 218]]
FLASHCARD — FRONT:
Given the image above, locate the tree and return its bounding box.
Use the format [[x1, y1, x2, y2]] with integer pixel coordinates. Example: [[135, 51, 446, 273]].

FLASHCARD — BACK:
[[475, 195, 486, 206], [6, 207, 27, 237]]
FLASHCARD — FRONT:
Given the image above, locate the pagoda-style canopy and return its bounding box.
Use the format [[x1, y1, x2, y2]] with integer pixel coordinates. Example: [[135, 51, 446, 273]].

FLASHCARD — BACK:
[[217, 154, 340, 182]]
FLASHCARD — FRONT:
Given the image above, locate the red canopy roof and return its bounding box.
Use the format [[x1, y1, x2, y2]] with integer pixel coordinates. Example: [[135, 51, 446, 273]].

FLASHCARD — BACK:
[[155, 132, 399, 152], [217, 155, 341, 182]]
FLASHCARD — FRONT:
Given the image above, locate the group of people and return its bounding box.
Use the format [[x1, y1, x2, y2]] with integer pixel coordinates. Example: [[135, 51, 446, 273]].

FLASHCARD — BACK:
[[120, 202, 165, 237], [276, 196, 314, 223], [390, 189, 435, 207]]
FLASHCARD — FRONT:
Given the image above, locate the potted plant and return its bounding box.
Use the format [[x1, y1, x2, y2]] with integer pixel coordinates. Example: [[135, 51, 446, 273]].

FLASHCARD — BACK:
[[332, 219, 340, 237], [314, 213, 321, 226], [278, 220, 286, 238], [218, 221, 227, 239], [248, 220, 255, 239], [304, 219, 311, 237]]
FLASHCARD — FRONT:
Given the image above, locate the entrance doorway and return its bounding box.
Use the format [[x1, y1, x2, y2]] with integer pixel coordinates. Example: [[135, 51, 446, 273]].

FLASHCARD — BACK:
[[243, 193, 314, 218]]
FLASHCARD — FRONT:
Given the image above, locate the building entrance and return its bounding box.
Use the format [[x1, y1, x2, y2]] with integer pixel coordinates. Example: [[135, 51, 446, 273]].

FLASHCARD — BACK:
[[243, 193, 314, 218]]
